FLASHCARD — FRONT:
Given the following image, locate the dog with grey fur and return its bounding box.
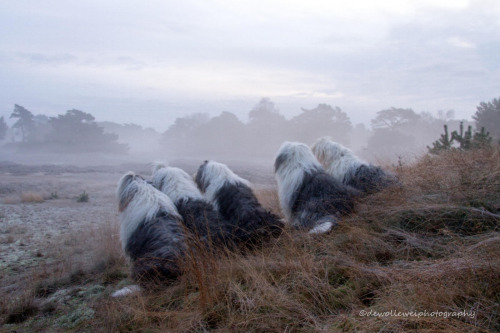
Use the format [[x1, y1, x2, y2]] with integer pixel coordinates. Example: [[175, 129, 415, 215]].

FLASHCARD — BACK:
[[195, 160, 283, 246], [311, 137, 397, 194], [151, 164, 233, 248], [274, 142, 358, 234], [117, 171, 186, 286]]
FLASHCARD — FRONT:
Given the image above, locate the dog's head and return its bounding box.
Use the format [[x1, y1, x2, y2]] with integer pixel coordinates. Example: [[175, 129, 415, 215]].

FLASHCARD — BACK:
[[117, 172, 146, 212], [194, 160, 250, 197], [152, 165, 202, 201], [117, 171, 182, 249], [274, 141, 321, 175], [311, 137, 345, 165]]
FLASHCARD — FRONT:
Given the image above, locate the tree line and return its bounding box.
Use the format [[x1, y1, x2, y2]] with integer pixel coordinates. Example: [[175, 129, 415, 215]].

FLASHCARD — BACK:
[[160, 97, 500, 159], [1, 105, 128, 153], [1, 97, 499, 158]]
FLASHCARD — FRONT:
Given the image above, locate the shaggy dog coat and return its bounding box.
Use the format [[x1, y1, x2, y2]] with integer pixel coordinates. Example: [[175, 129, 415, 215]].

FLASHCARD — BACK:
[[312, 137, 397, 194], [152, 165, 233, 247], [117, 172, 186, 285], [195, 160, 283, 245], [274, 142, 358, 233]]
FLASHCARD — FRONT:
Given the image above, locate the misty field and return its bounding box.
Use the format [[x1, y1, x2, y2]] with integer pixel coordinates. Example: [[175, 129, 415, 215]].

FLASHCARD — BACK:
[[1, 149, 499, 332]]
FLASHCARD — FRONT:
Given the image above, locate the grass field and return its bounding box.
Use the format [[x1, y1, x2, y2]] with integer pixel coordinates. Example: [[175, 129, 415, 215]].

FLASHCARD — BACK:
[[1, 148, 499, 332]]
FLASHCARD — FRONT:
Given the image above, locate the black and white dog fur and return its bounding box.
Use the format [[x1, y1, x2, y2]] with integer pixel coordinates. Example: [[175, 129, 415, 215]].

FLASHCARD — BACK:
[[274, 142, 358, 234], [117, 171, 187, 286], [311, 137, 396, 194], [195, 160, 283, 245], [151, 164, 231, 247]]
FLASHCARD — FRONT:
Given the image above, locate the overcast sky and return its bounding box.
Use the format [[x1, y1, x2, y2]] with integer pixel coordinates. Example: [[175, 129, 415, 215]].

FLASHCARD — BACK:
[[1, 0, 499, 131]]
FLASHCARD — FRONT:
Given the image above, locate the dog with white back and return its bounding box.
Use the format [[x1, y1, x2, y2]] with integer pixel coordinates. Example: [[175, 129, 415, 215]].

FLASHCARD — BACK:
[[194, 160, 283, 246], [151, 164, 232, 248], [311, 137, 397, 194], [117, 171, 187, 287], [274, 141, 358, 234]]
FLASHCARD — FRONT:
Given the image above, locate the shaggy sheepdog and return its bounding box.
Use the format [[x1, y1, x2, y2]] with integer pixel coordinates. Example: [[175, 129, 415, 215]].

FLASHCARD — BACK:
[[117, 171, 186, 286], [311, 137, 396, 194], [194, 160, 283, 245], [151, 164, 232, 247], [274, 142, 358, 234]]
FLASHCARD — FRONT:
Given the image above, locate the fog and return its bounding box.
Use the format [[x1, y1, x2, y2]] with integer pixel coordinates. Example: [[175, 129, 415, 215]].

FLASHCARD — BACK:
[[1, 1, 498, 170], [0, 99, 482, 172], [1, 1, 499, 135]]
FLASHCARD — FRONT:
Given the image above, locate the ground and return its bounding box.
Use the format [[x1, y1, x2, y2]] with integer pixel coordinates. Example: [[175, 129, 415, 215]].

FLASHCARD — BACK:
[[0, 160, 276, 332], [0, 150, 498, 332]]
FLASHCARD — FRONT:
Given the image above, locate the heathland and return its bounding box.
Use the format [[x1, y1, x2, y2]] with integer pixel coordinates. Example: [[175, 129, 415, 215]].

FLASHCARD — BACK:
[[0, 147, 499, 332]]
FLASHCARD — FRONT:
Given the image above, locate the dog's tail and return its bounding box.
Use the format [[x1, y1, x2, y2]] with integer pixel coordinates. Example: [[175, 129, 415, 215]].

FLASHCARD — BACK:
[[309, 215, 338, 234], [111, 284, 142, 297]]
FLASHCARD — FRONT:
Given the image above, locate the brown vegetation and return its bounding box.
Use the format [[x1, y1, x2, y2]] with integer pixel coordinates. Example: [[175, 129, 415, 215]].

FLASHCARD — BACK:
[[1, 147, 499, 332], [20, 192, 45, 203]]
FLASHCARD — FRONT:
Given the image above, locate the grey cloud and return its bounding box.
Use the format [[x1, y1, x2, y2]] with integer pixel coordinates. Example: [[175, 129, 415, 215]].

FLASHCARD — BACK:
[[15, 53, 77, 66], [0, 1, 498, 131]]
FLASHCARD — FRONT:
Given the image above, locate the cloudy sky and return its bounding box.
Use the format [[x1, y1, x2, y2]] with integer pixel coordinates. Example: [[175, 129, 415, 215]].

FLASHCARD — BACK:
[[1, 0, 499, 131]]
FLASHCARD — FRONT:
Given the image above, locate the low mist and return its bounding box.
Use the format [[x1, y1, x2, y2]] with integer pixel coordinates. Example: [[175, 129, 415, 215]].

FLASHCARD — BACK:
[[1, 97, 495, 170]]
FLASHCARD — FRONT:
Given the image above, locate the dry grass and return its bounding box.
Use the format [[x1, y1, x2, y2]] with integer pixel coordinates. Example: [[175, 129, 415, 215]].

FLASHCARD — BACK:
[[20, 191, 45, 203], [88, 147, 499, 332], [2, 147, 499, 332], [254, 185, 283, 217], [1, 220, 128, 331], [3, 195, 20, 204], [3, 191, 45, 204]]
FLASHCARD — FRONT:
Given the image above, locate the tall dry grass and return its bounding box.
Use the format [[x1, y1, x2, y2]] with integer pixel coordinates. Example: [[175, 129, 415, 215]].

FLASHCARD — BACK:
[[3, 147, 499, 332], [89, 147, 499, 332]]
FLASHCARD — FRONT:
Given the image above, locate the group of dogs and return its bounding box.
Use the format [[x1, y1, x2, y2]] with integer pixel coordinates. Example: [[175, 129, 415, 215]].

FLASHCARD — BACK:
[[116, 137, 396, 291]]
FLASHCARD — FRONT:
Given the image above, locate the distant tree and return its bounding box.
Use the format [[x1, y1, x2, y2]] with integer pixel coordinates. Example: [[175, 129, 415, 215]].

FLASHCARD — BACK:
[[367, 107, 459, 160], [473, 96, 500, 140], [196, 111, 246, 155], [248, 98, 285, 124], [162, 113, 210, 154], [0, 116, 8, 140], [366, 128, 416, 160], [45, 109, 128, 153], [100, 121, 161, 154], [29, 114, 52, 143], [349, 123, 372, 153], [10, 104, 34, 142], [371, 107, 420, 130], [436, 109, 455, 121], [291, 104, 352, 145], [247, 98, 289, 156], [164, 113, 209, 139]]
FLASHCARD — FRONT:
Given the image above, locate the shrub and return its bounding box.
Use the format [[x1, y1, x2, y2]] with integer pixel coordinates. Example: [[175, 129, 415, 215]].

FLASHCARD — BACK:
[[77, 191, 89, 202]]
